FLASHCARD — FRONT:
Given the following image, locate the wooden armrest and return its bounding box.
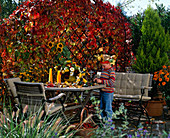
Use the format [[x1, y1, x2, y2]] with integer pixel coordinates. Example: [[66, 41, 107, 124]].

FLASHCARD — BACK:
[[48, 93, 66, 111], [48, 93, 66, 102], [141, 86, 152, 89]]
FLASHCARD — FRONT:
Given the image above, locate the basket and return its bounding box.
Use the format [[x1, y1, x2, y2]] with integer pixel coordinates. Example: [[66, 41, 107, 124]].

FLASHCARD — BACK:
[[74, 107, 98, 137]]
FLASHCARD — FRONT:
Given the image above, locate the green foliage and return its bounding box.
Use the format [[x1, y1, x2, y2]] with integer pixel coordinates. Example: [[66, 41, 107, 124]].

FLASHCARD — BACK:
[[129, 3, 169, 60], [155, 4, 170, 62], [129, 13, 144, 55], [90, 96, 130, 137], [90, 96, 170, 137], [0, 0, 19, 19], [133, 5, 169, 73], [156, 3, 170, 34], [0, 102, 74, 137]]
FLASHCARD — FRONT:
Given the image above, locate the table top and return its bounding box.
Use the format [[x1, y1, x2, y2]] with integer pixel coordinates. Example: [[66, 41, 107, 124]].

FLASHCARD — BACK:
[[45, 84, 106, 92]]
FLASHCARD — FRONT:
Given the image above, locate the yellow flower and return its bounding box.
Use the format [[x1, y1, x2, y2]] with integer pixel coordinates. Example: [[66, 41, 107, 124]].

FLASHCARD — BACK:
[[26, 79, 30, 81], [73, 62, 77, 65], [23, 72, 26, 76], [65, 60, 71, 63], [57, 43, 63, 49], [57, 47, 63, 53], [48, 41, 53, 49]]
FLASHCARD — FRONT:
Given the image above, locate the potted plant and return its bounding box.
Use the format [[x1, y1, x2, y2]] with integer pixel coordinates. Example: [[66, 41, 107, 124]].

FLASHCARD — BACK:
[[146, 65, 170, 116], [153, 65, 170, 107]]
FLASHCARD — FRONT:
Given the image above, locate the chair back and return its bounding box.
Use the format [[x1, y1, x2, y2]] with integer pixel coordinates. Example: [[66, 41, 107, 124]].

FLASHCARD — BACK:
[[14, 82, 47, 113], [5, 78, 21, 104], [114, 72, 150, 96]]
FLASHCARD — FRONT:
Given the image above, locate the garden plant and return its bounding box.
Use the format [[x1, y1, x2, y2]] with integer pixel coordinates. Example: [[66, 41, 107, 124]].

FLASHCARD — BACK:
[[132, 5, 169, 74], [0, 0, 133, 82], [153, 65, 170, 107], [90, 96, 170, 138], [0, 100, 75, 138]]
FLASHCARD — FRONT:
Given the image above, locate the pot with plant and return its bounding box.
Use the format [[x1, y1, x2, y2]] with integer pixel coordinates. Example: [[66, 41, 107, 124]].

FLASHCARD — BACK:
[[152, 65, 170, 107], [146, 65, 170, 117]]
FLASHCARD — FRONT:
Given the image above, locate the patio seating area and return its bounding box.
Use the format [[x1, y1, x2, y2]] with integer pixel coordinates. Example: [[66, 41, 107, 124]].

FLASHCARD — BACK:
[[1, 72, 170, 137], [0, 0, 170, 137], [4, 76, 170, 136]]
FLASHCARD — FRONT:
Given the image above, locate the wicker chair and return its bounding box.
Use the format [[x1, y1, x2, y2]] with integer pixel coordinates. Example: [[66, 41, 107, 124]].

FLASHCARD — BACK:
[[4, 78, 21, 105], [14, 81, 67, 118]]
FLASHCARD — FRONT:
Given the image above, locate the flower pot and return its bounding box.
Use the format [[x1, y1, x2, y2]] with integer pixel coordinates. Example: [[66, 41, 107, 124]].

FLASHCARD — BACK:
[[146, 100, 163, 117]]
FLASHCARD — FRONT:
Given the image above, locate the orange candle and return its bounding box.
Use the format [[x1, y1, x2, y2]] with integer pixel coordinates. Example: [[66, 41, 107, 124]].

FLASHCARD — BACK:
[[57, 71, 61, 84], [48, 68, 53, 83]]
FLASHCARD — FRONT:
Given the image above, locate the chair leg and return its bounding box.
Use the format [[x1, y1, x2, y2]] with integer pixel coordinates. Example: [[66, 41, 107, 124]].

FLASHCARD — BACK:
[[61, 110, 70, 125]]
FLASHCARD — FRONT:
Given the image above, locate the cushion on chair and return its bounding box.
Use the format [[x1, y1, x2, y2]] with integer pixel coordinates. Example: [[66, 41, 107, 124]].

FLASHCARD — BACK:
[[7, 78, 21, 104], [114, 94, 151, 101], [114, 72, 150, 97]]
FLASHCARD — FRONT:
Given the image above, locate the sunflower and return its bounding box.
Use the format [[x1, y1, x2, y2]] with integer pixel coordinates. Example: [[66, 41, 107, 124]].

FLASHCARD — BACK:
[[57, 43, 64, 49], [47, 41, 54, 49], [57, 47, 63, 53]]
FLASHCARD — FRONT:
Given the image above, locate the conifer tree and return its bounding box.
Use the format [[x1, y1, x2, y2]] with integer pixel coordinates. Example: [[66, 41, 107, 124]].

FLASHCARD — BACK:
[[133, 5, 169, 73]]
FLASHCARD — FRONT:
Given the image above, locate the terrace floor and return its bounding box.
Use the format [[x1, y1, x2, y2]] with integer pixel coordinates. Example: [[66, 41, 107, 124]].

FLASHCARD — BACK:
[[67, 104, 170, 137]]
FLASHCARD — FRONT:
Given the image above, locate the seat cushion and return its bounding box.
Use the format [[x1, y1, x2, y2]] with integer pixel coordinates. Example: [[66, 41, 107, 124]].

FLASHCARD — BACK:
[[114, 94, 151, 101]]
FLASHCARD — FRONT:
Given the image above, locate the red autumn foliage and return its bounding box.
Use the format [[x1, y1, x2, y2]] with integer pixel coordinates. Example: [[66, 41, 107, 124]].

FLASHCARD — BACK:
[[0, 0, 133, 82]]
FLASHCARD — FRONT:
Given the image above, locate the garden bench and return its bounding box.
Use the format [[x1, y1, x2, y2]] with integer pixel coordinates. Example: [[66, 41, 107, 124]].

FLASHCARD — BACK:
[[95, 72, 152, 125], [114, 72, 151, 101]]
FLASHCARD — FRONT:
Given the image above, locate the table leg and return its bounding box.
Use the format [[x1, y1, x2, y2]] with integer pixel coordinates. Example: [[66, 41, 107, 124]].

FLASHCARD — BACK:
[[74, 92, 83, 107], [83, 90, 92, 107]]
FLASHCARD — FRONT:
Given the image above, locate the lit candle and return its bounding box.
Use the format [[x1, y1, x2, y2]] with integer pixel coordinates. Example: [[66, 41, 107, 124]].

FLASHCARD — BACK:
[[48, 68, 53, 83], [57, 71, 61, 84]]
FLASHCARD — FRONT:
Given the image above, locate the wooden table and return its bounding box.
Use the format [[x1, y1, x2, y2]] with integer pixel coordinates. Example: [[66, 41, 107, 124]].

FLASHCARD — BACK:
[[45, 85, 106, 110]]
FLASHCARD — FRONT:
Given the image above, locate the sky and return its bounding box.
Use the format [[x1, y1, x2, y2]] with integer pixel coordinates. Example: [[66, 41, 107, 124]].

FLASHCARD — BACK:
[[105, 0, 170, 16]]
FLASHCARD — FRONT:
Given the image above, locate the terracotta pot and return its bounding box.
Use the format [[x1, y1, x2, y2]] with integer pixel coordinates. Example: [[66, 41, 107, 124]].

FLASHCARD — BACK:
[[146, 100, 163, 116]]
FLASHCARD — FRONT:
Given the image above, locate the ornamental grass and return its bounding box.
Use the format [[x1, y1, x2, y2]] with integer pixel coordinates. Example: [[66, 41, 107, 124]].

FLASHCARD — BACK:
[[0, 101, 75, 138]]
